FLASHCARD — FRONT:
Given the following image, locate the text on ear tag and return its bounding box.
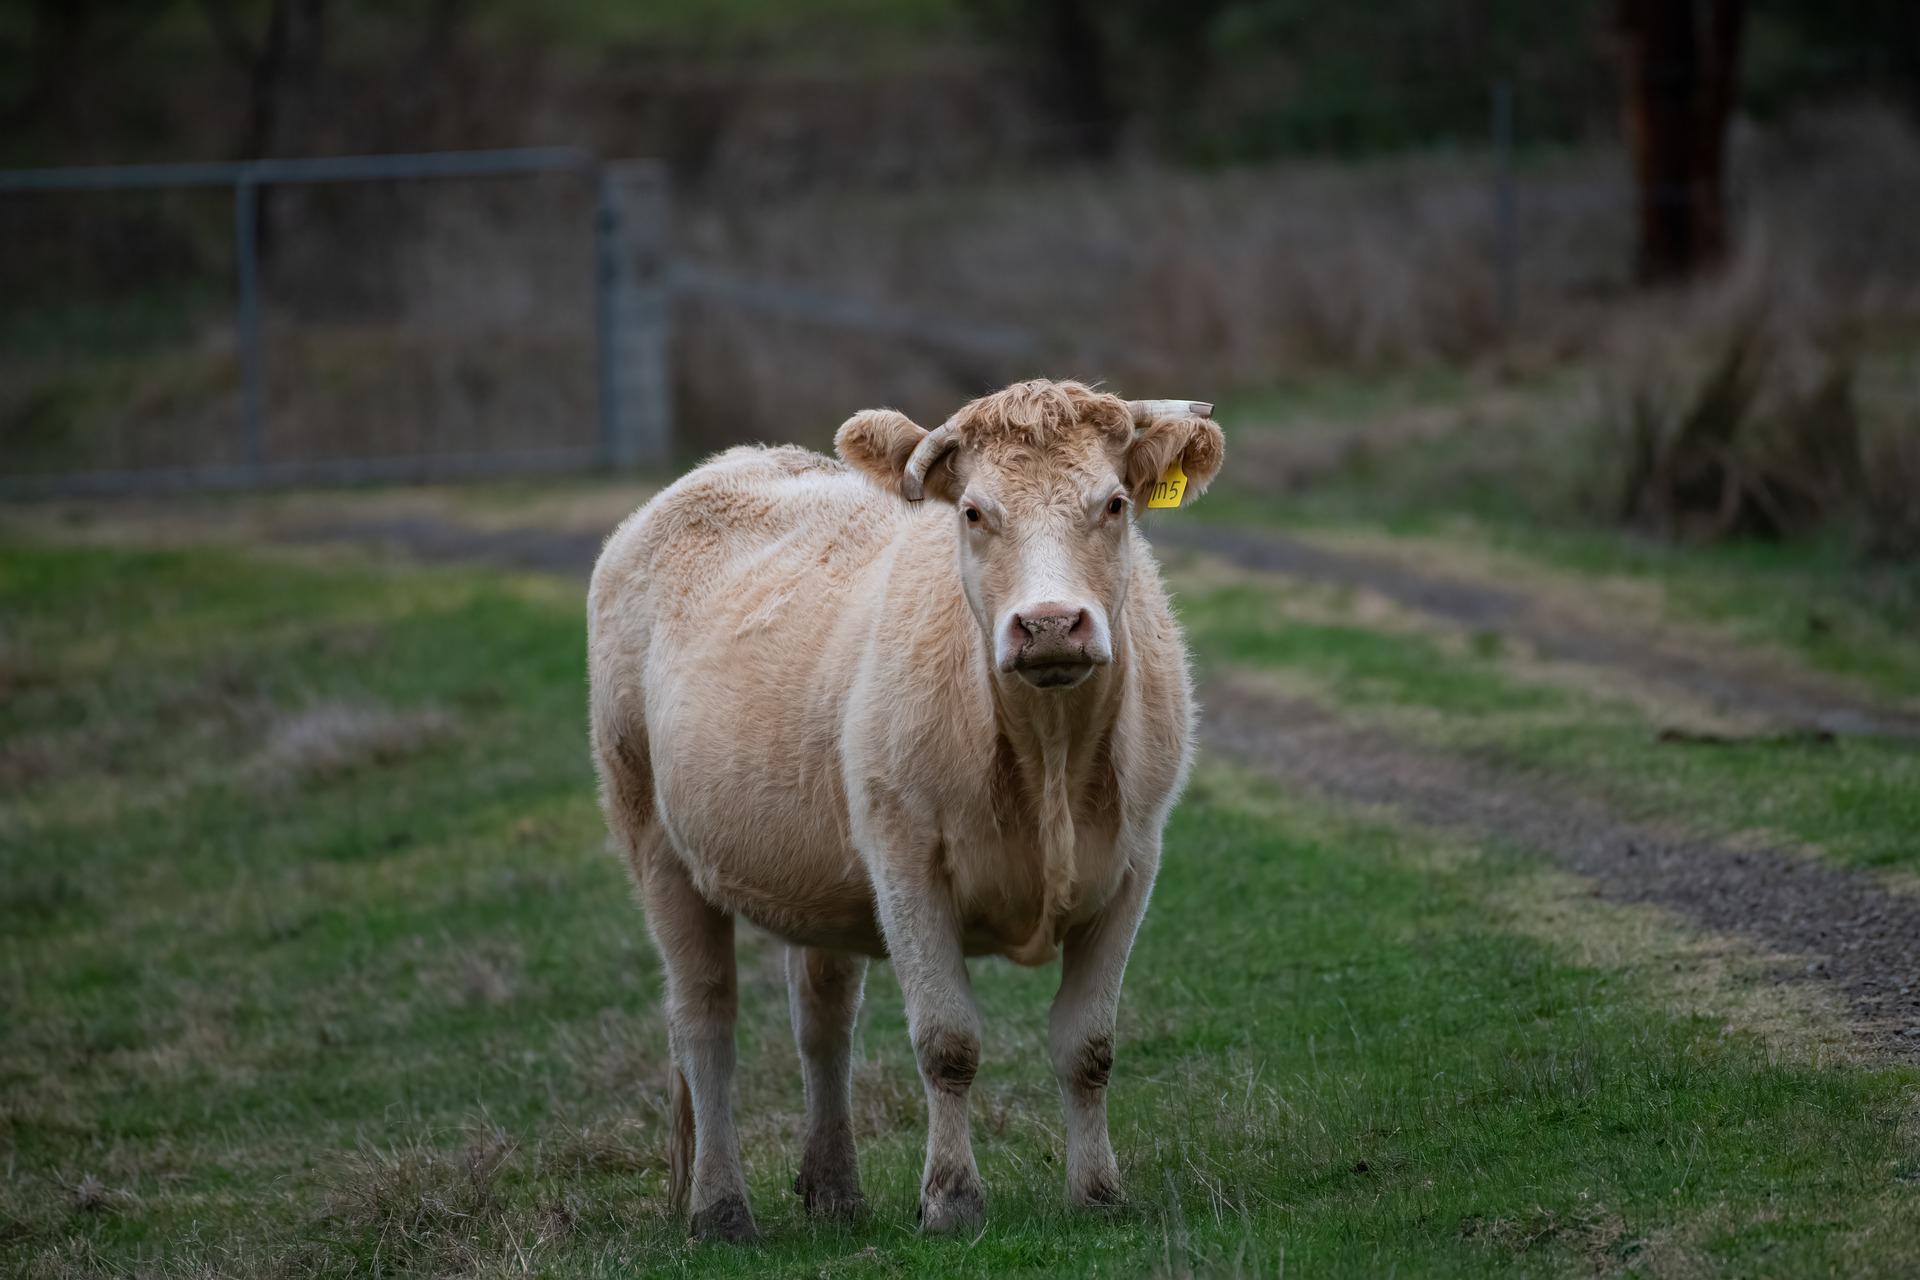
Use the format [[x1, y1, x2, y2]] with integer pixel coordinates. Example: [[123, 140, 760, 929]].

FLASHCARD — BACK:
[[1147, 459, 1188, 509]]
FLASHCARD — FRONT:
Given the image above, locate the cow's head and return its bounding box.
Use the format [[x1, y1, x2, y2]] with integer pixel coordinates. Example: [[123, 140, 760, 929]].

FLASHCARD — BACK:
[[837, 380, 1224, 691]]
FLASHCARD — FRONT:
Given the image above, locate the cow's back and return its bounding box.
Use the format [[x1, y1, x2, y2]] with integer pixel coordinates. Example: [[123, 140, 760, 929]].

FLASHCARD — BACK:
[[589, 445, 908, 950]]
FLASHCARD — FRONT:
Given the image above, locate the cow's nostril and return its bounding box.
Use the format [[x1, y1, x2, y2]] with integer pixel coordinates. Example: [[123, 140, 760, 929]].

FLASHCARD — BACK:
[[1013, 606, 1075, 637], [1014, 605, 1090, 644]]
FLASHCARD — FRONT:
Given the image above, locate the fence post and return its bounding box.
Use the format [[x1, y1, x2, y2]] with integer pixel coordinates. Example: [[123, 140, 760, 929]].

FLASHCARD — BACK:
[[596, 160, 672, 469], [1490, 80, 1517, 338], [234, 169, 267, 473]]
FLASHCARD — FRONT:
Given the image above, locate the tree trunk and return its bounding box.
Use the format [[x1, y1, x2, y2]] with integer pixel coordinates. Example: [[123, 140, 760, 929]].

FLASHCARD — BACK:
[[1033, 0, 1121, 160], [238, 0, 328, 161], [202, 0, 329, 260], [1615, 0, 1747, 284]]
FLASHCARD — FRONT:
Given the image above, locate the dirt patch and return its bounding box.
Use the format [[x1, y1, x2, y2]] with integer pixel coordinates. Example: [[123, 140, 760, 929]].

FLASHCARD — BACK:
[[278, 515, 607, 577], [1159, 523, 1920, 739], [255, 701, 454, 787], [1200, 675, 1920, 1061]]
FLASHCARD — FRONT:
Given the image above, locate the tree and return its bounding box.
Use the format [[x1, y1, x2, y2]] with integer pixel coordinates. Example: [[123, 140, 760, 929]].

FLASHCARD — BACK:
[[965, 0, 1235, 159], [1614, 0, 1747, 284], [3, 0, 170, 134], [197, 0, 331, 161]]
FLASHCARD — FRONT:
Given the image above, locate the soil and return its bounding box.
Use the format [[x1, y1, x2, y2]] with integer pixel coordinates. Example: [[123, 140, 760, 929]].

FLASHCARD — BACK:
[[280, 515, 607, 577]]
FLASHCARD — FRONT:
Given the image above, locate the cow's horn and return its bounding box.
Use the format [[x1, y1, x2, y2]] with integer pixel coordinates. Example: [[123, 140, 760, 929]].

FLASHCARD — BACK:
[[1127, 399, 1213, 429], [900, 421, 958, 502]]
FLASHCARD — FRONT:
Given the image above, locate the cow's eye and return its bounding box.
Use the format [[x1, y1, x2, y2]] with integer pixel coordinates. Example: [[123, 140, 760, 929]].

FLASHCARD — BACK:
[[964, 506, 982, 525], [1106, 495, 1126, 516]]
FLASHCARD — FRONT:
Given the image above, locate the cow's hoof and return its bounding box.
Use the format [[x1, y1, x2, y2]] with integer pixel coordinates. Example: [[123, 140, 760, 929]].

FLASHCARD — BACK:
[[794, 1164, 865, 1221], [918, 1170, 985, 1234], [690, 1194, 758, 1243], [1071, 1175, 1126, 1211]]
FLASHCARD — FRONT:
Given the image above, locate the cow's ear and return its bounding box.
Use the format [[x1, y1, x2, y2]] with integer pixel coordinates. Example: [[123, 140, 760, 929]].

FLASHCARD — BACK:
[[835, 409, 960, 502], [1124, 413, 1224, 509]]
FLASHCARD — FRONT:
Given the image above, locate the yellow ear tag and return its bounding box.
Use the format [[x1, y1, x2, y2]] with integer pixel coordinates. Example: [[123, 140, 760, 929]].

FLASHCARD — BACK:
[[1147, 459, 1188, 509]]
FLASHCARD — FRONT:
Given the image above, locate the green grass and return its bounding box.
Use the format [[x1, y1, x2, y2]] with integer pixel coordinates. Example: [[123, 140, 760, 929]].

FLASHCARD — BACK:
[[3, 540, 1918, 1277]]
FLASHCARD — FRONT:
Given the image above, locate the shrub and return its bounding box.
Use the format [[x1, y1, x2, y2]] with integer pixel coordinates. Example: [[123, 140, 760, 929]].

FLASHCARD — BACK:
[[1594, 317, 1916, 552], [1861, 421, 1920, 560]]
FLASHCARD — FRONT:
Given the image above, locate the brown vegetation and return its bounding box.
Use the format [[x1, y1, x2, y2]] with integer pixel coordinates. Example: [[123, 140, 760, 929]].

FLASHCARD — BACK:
[[1595, 291, 1920, 555], [678, 104, 1920, 450]]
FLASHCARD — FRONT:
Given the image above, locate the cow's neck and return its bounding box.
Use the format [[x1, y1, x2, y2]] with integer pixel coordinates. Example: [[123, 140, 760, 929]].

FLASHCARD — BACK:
[[992, 663, 1122, 786], [989, 649, 1126, 956]]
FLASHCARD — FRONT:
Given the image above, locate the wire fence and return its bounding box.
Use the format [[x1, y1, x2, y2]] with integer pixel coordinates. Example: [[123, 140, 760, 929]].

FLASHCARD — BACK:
[[0, 149, 667, 496]]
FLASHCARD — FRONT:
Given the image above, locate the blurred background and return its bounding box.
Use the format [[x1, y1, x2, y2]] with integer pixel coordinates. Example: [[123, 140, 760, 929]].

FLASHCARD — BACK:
[[2, 0, 1916, 555], [8, 8, 1920, 1275]]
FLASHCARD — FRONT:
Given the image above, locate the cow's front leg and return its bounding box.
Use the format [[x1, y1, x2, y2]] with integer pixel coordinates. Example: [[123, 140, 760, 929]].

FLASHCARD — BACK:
[[874, 868, 984, 1233], [1049, 846, 1157, 1209], [787, 946, 868, 1219]]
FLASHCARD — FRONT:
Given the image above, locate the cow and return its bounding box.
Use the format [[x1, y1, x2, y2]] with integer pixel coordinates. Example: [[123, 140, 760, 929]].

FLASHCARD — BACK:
[[587, 378, 1224, 1240]]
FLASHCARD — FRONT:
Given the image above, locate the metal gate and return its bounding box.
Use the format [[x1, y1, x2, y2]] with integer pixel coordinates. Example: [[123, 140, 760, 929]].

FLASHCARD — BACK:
[[0, 149, 669, 496]]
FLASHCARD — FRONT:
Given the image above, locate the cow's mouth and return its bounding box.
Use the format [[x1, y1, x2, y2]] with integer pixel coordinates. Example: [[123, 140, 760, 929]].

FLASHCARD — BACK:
[[1013, 659, 1095, 690]]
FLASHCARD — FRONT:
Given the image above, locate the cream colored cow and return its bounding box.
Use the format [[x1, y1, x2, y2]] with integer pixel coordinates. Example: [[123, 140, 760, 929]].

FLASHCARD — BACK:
[[588, 379, 1223, 1239]]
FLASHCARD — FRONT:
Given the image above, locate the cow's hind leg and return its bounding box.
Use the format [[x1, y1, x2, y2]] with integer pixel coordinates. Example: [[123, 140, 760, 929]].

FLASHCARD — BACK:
[[787, 946, 867, 1219], [640, 833, 756, 1241]]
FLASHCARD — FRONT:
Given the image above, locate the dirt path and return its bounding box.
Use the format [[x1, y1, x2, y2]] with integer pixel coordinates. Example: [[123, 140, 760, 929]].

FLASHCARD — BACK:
[[1157, 523, 1920, 739], [1202, 676, 1920, 1061], [280, 515, 607, 577]]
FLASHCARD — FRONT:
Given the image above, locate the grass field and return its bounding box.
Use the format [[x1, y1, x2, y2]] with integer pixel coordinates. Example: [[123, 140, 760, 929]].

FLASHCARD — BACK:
[[3, 464, 1919, 1276]]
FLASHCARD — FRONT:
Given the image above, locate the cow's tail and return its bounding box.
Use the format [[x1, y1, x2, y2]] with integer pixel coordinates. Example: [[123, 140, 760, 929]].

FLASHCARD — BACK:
[[1007, 741, 1076, 967], [667, 1061, 694, 1215]]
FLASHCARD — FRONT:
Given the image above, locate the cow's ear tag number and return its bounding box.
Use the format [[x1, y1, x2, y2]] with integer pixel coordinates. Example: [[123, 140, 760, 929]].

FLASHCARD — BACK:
[[1147, 460, 1187, 509]]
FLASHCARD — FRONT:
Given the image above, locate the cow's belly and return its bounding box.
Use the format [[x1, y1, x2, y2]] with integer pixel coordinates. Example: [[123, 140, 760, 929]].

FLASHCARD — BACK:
[[646, 630, 889, 953], [655, 777, 887, 954], [650, 724, 1132, 962]]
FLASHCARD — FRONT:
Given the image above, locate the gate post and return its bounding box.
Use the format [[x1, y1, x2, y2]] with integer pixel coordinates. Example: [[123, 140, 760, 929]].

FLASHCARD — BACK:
[[596, 160, 672, 469], [1490, 79, 1517, 339], [234, 169, 267, 473]]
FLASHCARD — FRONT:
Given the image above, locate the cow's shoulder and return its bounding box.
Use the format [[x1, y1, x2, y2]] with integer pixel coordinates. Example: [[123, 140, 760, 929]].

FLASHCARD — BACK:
[[1111, 532, 1196, 811], [618, 448, 885, 570]]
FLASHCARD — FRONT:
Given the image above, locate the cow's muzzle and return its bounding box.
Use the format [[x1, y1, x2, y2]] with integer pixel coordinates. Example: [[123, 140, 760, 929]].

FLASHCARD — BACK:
[[999, 603, 1109, 689]]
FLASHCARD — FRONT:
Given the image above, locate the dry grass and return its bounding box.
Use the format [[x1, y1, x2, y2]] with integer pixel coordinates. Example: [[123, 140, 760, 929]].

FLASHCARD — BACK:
[[676, 105, 1920, 448], [674, 150, 1546, 444], [1592, 302, 1919, 554], [254, 701, 454, 788], [317, 1127, 521, 1275], [425, 943, 527, 1010], [1860, 421, 1920, 559], [1597, 320, 1854, 541], [1577, 109, 1920, 554]]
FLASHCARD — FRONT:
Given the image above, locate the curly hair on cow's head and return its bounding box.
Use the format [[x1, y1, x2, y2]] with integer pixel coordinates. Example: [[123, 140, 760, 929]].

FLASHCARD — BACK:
[[948, 380, 1134, 452]]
